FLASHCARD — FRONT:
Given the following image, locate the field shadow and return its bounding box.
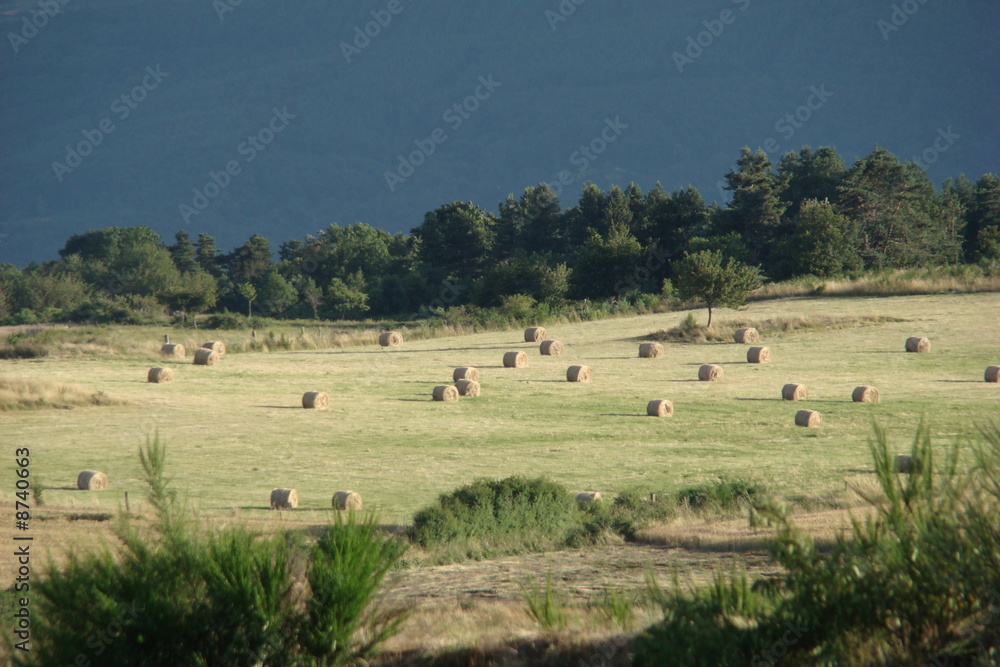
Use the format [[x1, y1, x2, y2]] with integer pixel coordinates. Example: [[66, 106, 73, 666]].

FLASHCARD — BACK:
[[395, 398, 431, 402], [252, 405, 302, 410], [735, 398, 781, 402], [936, 380, 981, 384], [329, 345, 528, 356], [598, 413, 646, 418], [682, 361, 740, 366]]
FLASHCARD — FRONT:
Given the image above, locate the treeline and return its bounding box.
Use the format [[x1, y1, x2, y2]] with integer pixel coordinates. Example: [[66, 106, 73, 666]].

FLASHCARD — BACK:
[[1, 145, 998, 326]]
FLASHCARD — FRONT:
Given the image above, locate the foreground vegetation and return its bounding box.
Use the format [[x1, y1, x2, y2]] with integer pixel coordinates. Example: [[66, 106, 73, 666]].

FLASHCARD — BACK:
[[634, 423, 1000, 666], [7, 423, 998, 665], [15, 438, 408, 666]]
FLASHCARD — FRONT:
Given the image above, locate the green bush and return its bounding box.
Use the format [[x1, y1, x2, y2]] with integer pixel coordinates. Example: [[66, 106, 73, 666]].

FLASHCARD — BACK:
[[16, 437, 406, 666], [410, 476, 582, 558], [675, 477, 765, 511], [573, 489, 678, 543], [633, 422, 1000, 666], [203, 310, 247, 329]]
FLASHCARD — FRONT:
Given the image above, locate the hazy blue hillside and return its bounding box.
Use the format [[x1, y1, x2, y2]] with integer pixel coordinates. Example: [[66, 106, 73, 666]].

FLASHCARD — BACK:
[[1, 0, 998, 264]]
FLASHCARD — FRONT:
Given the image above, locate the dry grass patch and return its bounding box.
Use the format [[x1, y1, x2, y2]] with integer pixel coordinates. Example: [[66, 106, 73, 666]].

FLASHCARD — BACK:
[[636, 506, 873, 552], [0, 377, 120, 411], [643, 314, 908, 344], [754, 270, 1000, 300]]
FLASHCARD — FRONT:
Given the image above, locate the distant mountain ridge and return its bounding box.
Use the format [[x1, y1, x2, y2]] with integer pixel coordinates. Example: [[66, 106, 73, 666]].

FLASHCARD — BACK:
[[1, 0, 997, 264]]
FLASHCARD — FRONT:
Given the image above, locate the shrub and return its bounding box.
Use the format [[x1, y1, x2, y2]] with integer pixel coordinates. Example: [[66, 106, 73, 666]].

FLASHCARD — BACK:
[[410, 476, 582, 558], [574, 489, 678, 543], [498, 293, 537, 322], [17, 437, 406, 666], [203, 310, 247, 329], [674, 477, 765, 512], [633, 422, 1000, 666]]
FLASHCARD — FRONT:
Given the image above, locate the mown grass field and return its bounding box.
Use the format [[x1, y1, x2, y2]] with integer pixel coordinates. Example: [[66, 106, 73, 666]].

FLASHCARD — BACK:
[[3, 293, 997, 538]]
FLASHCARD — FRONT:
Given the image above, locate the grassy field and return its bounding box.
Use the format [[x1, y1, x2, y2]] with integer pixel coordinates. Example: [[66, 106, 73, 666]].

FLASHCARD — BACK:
[[3, 293, 997, 529], [2, 292, 999, 659]]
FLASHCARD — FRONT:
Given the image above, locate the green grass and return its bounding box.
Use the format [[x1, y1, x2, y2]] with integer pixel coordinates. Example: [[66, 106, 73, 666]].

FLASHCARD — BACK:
[[1, 293, 997, 541]]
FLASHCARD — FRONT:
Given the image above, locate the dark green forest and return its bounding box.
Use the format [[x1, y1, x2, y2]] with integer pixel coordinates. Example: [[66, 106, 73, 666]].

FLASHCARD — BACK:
[[2, 145, 998, 327]]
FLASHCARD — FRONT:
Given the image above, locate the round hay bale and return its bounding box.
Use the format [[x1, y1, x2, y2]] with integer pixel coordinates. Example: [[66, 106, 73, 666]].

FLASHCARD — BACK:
[[639, 342, 664, 358], [852, 386, 880, 403], [575, 492, 602, 504], [453, 367, 480, 382], [160, 343, 185, 358], [782, 384, 807, 401], [270, 488, 298, 510], [77, 470, 108, 491], [432, 385, 459, 402], [540, 340, 564, 356], [905, 337, 931, 353], [795, 409, 822, 427], [193, 348, 220, 366], [646, 399, 674, 417], [332, 490, 363, 510], [984, 366, 1000, 383], [379, 331, 403, 347], [734, 327, 760, 344], [524, 326, 547, 342], [302, 391, 329, 409], [147, 367, 174, 384], [566, 365, 592, 382], [698, 364, 724, 381], [455, 379, 481, 397], [503, 351, 528, 368], [747, 346, 772, 364], [201, 341, 226, 355], [894, 455, 918, 474]]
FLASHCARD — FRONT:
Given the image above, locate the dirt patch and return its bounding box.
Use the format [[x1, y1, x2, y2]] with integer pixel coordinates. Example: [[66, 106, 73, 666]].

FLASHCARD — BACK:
[[383, 542, 780, 606]]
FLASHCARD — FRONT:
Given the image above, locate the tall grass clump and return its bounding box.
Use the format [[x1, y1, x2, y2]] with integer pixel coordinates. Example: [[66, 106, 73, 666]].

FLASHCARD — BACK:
[[633, 421, 1000, 666], [409, 476, 582, 560], [521, 573, 569, 632], [0, 378, 119, 411], [15, 436, 406, 666]]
